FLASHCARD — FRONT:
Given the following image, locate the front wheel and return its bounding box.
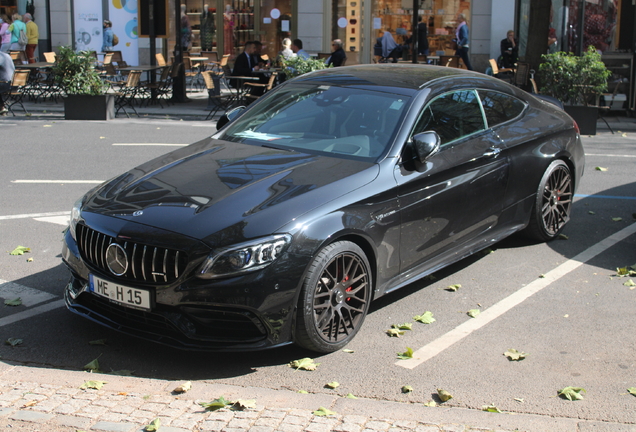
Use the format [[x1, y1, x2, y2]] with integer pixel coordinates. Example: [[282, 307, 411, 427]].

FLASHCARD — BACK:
[[295, 241, 372, 353], [525, 160, 573, 241]]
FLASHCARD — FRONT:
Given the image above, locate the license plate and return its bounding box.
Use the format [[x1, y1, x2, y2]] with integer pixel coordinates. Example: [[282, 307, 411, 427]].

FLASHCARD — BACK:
[[89, 275, 151, 311]]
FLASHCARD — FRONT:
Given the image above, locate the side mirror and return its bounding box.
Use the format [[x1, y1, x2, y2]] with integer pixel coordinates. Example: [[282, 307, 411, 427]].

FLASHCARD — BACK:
[[216, 106, 246, 130], [412, 131, 441, 163]]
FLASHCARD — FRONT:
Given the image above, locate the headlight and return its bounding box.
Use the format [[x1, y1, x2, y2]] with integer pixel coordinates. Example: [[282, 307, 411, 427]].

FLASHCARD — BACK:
[[69, 196, 84, 239], [198, 234, 292, 279]]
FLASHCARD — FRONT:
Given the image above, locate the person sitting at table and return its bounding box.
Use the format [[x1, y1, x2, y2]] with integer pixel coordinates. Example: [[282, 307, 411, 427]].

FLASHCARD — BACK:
[[232, 41, 264, 98], [0, 50, 15, 115], [251, 40, 270, 69], [291, 39, 310, 60], [326, 39, 346, 67], [278, 38, 296, 62]]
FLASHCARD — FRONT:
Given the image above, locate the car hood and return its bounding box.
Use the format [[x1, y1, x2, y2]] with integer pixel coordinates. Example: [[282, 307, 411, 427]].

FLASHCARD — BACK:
[[82, 138, 379, 246]]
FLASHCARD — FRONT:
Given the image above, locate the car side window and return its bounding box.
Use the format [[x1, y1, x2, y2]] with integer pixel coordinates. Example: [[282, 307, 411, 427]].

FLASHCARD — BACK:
[[478, 90, 526, 127], [412, 90, 486, 146]]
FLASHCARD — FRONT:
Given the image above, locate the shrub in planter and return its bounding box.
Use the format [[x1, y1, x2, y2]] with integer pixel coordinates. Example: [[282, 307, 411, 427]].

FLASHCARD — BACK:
[[280, 56, 330, 80]]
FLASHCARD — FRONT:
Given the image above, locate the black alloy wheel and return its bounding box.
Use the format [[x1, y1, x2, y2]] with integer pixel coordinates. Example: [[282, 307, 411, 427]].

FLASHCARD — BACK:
[[295, 241, 372, 353], [525, 160, 573, 241]]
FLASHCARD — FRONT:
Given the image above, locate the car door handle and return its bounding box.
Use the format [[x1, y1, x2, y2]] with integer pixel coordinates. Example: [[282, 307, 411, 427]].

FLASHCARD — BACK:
[[483, 147, 501, 158]]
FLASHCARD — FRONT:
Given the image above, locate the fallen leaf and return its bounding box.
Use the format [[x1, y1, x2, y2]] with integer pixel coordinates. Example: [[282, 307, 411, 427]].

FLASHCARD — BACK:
[[482, 404, 502, 413], [230, 399, 256, 411], [43, 125, 52, 127], [424, 400, 437, 407], [623, 279, 635, 287], [345, 393, 357, 399], [325, 381, 340, 389], [612, 217, 623, 222], [445, 284, 461, 292], [402, 385, 413, 393], [392, 323, 412, 330], [386, 328, 405, 337], [5, 338, 22, 346], [289, 358, 319, 371], [558, 386, 586, 401], [504, 348, 527, 361], [313, 407, 337, 416], [539, 274, 546, 278], [26, 257, 33, 262], [622, 133, 628, 137], [22, 400, 38, 407], [298, 390, 309, 394], [595, 166, 608, 171], [83, 357, 101, 373], [9, 246, 30, 255], [437, 389, 453, 402], [199, 396, 233, 411], [88, 339, 107, 345], [588, 211, 595, 215], [80, 380, 107, 390], [397, 347, 414, 360], [558, 234, 569, 240], [342, 349, 355, 353], [173, 381, 192, 393], [514, 398, 524, 403], [627, 387, 636, 396], [4, 298, 22, 306], [413, 311, 436, 324], [467, 309, 481, 318], [144, 418, 161, 432], [482, 248, 495, 255]]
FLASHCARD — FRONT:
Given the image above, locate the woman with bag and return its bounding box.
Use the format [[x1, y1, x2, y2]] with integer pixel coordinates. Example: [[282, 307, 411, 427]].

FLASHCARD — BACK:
[[0, 15, 11, 53], [8, 13, 26, 52]]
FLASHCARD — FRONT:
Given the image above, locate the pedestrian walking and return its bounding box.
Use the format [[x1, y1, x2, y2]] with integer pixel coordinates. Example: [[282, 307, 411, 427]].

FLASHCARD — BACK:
[[102, 20, 113, 52], [0, 15, 11, 53], [8, 13, 26, 52], [23, 13, 38, 63], [454, 13, 473, 70]]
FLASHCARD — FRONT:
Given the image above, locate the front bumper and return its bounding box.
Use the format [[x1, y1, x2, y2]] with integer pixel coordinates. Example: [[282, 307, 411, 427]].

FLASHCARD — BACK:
[[62, 227, 307, 351]]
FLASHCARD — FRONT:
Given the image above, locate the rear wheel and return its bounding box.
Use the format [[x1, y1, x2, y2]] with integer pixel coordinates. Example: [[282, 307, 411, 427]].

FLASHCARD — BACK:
[[525, 160, 573, 241], [295, 241, 372, 353]]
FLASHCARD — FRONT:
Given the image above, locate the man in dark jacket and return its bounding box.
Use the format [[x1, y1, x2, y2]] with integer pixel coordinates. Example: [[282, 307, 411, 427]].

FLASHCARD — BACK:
[[327, 39, 346, 67], [417, 16, 429, 56]]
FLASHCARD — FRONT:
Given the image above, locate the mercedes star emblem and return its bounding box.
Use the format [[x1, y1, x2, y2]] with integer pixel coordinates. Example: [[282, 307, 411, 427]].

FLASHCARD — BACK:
[[106, 243, 128, 276]]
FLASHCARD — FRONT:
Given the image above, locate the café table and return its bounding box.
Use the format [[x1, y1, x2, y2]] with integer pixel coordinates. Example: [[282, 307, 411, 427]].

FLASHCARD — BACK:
[[16, 62, 56, 102]]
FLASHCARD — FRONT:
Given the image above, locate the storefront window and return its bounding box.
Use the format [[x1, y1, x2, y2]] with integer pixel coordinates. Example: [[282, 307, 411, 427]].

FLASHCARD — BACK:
[[567, 0, 618, 54], [181, 0, 219, 53], [259, 0, 293, 62], [370, 0, 470, 60]]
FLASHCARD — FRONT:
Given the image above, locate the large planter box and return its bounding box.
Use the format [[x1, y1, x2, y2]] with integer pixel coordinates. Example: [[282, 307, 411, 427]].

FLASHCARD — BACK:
[[564, 105, 598, 135], [64, 94, 115, 120]]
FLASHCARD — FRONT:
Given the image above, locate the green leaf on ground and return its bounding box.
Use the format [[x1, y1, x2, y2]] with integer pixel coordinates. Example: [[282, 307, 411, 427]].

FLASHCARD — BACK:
[[612, 217, 623, 222], [402, 385, 413, 393], [289, 357, 319, 371], [413, 311, 436, 324], [386, 328, 405, 337], [623, 279, 635, 287], [504, 348, 527, 361], [342, 349, 355, 353], [482, 404, 502, 413], [298, 390, 309, 394], [558, 234, 569, 240], [467, 309, 481, 318], [392, 323, 413, 330], [144, 418, 161, 432], [9, 246, 30, 255], [173, 381, 192, 393], [595, 166, 608, 171], [345, 393, 357, 399], [445, 284, 461, 292], [230, 399, 256, 411], [397, 347, 414, 360], [83, 358, 101, 373], [313, 407, 337, 416], [4, 298, 22, 306], [5, 338, 22, 346], [88, 339, 107, 345], [616, 266, 636, 277], [558, 386, 586, 401], [80, 380, 107, 390], [199, 396, 233, 411], [627, 387, 636, 396], [588, 211, 596, 215], [437, 389, 453, 402], [424, 400, 437, 407], [325, 381, 340, 389]]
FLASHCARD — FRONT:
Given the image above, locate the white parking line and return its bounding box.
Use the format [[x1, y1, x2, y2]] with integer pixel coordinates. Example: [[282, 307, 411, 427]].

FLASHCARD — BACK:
[[33, 216, 69, 226], [396, 222, 636, 369], [0, 300, 65, 327], [0, 211, 68, 221], [585, 153, 636, 158], [0, 280, 56, 307]]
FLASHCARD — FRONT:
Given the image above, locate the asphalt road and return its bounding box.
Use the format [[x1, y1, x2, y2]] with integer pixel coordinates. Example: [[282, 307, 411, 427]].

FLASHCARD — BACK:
[[0, 118, 635, 425]]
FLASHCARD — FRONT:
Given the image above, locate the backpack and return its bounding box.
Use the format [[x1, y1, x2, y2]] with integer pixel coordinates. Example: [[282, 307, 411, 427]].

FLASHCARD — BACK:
[[18, 29, 27, 46], [112, 33, 119, 46]]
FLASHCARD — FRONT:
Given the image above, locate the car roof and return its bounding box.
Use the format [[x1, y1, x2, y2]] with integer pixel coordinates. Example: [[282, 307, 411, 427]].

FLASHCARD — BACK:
[[291, 64, 481, 95]]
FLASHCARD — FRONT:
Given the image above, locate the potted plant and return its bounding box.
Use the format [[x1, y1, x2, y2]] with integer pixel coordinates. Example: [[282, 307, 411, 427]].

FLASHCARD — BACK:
[[539, 46, 611, 135], [280, 56, 330, 80], [53, 46, 115, 120]]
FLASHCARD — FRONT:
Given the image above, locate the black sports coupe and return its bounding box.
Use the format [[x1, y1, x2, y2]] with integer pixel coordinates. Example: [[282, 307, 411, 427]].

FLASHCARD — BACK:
[[62, 65, 584, 353]]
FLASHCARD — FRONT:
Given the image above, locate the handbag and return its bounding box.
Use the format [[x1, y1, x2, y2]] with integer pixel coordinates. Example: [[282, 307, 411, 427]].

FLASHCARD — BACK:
[[18, 29, 27, 46]]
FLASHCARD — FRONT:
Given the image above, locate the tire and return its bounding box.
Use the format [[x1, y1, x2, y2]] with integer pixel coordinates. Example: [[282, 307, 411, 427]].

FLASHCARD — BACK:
[[524, 160, 573, 242], [295, 241, 372, 353]]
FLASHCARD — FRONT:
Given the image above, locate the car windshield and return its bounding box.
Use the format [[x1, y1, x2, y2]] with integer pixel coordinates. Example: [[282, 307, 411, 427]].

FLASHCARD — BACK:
[[220, 84, 410, 161]]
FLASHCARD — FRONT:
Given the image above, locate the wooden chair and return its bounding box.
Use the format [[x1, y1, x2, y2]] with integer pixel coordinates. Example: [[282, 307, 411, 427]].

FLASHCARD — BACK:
[[489, 59, 514, 82], [243, 72, 278, 103], [102, 53, 114, 65], [106, 51, 123, 63], [114, 70, 142, 117], [43, 52, 56, 63], [10, 51, 27, 65], [155, 53, 167, 67], [142, 65, 172, 107], [203, 70, 234, 120], [4, 70, 30, 115]]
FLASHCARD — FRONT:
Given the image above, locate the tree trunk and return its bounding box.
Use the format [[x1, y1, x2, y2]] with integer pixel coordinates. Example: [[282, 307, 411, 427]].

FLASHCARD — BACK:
[[523, 0, 552, 85]]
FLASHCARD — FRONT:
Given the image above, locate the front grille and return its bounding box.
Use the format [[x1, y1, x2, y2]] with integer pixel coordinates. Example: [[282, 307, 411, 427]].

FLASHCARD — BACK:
[[76, 224, 188, 284]]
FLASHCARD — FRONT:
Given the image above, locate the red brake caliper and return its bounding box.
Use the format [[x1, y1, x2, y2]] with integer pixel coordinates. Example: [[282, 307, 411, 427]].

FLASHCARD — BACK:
[[344, 275, 351, 301]]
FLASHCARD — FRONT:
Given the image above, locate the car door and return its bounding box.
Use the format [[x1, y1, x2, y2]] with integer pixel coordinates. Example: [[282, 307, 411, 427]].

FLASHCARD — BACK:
[[394, 89, 510, 276]]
